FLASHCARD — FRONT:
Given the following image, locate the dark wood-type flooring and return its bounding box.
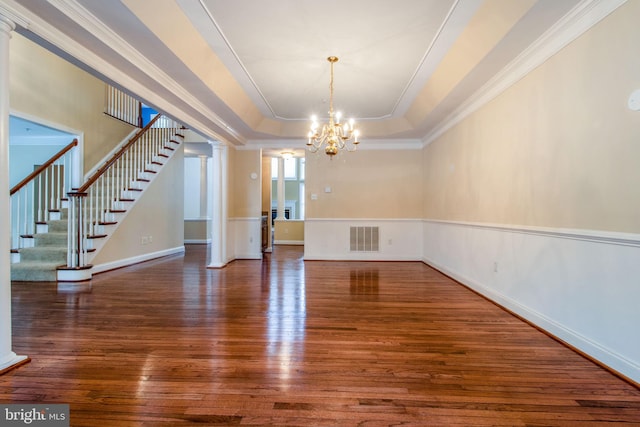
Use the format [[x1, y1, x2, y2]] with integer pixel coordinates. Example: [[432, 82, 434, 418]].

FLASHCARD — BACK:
[[3, 245, 640, 426]]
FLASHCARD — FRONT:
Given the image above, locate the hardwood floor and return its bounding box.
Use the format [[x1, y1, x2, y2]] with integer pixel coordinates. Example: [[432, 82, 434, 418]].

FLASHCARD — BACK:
[[3, 245, 639, 426]]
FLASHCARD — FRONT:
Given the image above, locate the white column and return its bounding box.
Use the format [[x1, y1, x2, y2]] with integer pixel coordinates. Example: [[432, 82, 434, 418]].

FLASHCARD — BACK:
[[276, 157, 285, 220], [0, 14, 28, 372], [208, 142, 227, 268], [199, 155, 208, 218]]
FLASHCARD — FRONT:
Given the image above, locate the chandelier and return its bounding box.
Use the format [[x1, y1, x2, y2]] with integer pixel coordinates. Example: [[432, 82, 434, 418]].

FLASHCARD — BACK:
[[307, 56, 360, 157]]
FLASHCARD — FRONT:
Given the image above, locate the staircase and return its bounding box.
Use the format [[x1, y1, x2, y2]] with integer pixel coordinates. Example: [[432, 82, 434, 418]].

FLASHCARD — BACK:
[[11, 210, 68, 282], [10, 114, 183, 282]]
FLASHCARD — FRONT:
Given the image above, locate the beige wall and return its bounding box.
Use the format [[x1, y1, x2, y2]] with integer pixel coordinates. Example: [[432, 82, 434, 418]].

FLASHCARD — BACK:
[[184, 219, 209, 242], [423, 0, 640, 234], [306, 149, 423, 219], [10, 33, 133, 174], [92, 147, 184, 265], [274, 219, 304, 242], [230, 149, 262, 218], [261, 155, 271, 215]]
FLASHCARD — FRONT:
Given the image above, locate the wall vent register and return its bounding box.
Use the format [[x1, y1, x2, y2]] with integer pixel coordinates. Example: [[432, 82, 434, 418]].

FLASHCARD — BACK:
[[350, 226, 379, 252]]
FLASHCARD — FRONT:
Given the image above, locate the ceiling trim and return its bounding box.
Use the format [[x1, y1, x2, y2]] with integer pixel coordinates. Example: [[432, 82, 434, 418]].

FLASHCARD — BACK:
[[245, 138, 424, 152], [391, 0, 482, 118], [46, 0, 245, 145], [421, 0, 627, 147], [2, 0, 242, 145]]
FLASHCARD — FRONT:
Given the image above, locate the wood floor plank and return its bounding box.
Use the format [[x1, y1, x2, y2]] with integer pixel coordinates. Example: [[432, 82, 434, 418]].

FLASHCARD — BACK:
[[2, 244, 639, 426]]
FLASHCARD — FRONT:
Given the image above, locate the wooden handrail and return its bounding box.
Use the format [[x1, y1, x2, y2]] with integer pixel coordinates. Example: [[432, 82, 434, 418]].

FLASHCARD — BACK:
[[77, 114, 162, 193], [10, 139, 78, 196]]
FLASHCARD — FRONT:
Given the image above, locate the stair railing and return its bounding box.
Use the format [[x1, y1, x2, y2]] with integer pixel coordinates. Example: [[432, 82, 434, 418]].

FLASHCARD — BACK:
[[105, 84, 142, 128], [9, 139, 79, 252], [65, 114, 181, 270]]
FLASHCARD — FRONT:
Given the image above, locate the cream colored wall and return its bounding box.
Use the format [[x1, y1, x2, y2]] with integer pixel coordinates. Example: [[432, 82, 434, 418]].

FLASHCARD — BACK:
[[306, 150, 423, 219], [274, 219, 304, 242], [184, 219, 208, 242], [231, 149, 262, 218], [9, 33, 133, 174], [261, 155, 271, 214], [92, 146, 184, 265], [423, 0, 640, 234]]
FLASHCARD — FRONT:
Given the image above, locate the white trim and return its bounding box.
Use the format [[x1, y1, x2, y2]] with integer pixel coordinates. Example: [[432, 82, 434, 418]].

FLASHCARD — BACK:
[[247, 138, 424, 151], [307, 217, 423, 223], [184, 239, 211, 245], [207, 260, 229, 269], [421, 219, 640, 382], [92, 246, 185, 275], [46, 0, 244, 145], [0, 353, 28, 372], [422, 254, 640, 384], [0, 0, 240, 145], [422, 0, 628, 146], [274, 240, 304, 246], [423, 219, 640, 248]]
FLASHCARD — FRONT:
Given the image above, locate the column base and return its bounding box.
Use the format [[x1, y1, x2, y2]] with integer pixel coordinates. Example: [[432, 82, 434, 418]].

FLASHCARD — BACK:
[[0, 353, 30, 375]]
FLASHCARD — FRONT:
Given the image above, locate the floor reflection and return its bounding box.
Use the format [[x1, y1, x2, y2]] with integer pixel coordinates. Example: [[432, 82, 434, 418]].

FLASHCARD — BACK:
[[349, 268, 379, 301], [264, 248, 306, 387]]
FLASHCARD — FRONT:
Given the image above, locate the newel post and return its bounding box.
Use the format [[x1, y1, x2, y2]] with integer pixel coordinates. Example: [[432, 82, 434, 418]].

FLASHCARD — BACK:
[[57, 191, 92, 282]]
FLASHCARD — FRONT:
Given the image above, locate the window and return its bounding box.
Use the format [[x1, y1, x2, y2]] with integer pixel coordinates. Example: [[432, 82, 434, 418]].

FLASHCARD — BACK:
[[271, 157, 297, 180]]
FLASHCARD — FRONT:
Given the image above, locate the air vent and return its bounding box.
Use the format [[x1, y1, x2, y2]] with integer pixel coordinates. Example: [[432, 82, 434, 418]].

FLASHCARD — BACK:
[[350, 226, 379, 252]]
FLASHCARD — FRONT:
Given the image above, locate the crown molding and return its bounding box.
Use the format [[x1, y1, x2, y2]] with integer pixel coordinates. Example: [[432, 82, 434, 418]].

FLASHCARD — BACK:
[[244, 138, 423, 152], [0, 3, 26, 29], [422, 0, 628, 147], [46, 0, 245, 145], [1, 0, 244, 145]]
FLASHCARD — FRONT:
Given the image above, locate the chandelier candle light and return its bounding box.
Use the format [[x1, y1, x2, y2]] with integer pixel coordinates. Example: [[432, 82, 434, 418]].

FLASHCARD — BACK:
[[307, 56, 360, 157]]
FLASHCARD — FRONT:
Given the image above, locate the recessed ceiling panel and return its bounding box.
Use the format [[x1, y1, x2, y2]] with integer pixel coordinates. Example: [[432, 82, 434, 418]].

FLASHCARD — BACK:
[[191, 0, 460, 121]]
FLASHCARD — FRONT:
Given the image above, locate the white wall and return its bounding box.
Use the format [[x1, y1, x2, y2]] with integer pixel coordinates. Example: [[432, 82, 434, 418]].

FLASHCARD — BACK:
[[422, 220, 640, 382], [305, 219, 422, 261], [9, 141, 68, 187], [183, 157, 201, 218]]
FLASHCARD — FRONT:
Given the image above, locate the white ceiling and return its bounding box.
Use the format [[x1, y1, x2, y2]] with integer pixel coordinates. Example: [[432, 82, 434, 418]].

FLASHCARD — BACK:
[[2, 0, 597, 153], [184, 0, 474, 121]]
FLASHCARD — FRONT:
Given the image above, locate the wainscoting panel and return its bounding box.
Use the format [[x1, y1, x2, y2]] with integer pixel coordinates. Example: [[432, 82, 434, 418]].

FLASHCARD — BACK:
[[304, 218, 422, 261], [422, 219, 640, 383]]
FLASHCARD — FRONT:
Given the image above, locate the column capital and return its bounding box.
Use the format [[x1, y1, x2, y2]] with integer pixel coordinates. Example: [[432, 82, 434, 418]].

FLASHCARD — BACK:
[[0, 14, 16, 34]]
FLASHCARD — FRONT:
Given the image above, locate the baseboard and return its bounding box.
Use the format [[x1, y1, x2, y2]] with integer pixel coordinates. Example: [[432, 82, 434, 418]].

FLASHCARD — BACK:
[[184, 239, 211, 244], [92, 246, 185, 274], [274, 240, 304, 245], [234, 253, 263, 260], [422, 254, 640, 384]]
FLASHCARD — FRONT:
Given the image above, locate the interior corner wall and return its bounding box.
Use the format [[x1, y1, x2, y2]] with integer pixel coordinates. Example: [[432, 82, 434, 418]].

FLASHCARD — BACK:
[[9, 32, 133, 174], [421, 1, 640, 383]]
